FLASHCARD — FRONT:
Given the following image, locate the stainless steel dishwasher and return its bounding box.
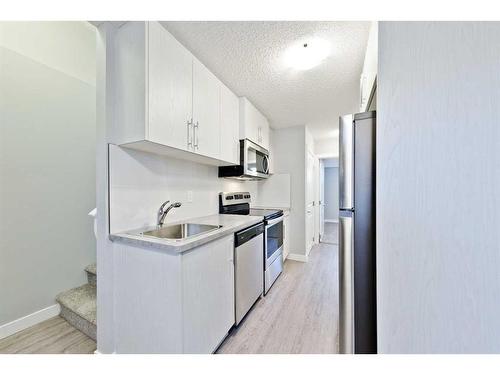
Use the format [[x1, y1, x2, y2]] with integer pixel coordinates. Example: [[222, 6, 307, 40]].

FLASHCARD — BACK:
[[234, 222, 264, 325]]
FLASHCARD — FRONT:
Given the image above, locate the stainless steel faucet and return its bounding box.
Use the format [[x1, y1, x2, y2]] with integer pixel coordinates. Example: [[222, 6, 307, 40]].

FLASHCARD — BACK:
[[157, 200, 182, 227]]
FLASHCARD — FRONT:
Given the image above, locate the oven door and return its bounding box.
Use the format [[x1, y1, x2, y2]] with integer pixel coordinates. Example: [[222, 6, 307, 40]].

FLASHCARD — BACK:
[[241, 139, 270, 179], [265, 216, 284, 268]]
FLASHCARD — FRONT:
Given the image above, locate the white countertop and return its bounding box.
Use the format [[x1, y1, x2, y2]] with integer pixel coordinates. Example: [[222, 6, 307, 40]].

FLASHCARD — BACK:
[[109, 214, 263, 254]]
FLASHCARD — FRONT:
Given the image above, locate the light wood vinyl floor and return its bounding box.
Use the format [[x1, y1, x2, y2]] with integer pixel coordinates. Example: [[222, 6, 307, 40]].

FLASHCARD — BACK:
[[321, 222, 338, 244], [1, 234, 337, 355], [217, 241, 339, 354], [0, 316, 96, 354]]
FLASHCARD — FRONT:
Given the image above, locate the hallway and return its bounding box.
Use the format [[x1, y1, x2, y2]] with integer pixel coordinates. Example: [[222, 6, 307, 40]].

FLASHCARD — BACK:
[[217, 241, 339, 354], [322, 222, 338, 244]]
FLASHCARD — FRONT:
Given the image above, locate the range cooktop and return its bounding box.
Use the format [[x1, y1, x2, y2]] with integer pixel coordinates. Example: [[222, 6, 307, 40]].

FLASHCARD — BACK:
[[219, 192, 283, 221]]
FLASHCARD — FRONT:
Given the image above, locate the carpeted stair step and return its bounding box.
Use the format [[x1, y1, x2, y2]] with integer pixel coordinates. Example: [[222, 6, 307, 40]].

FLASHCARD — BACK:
[[85, 263, 96, 286], [56, 284, 96, 341]]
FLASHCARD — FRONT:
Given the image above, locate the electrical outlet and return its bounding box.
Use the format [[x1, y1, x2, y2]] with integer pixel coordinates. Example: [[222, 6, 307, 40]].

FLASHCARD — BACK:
[[187, 191, 193, 203]]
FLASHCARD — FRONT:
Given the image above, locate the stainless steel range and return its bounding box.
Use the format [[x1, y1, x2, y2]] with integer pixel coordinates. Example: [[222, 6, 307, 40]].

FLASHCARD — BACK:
[[219, 192, 284, 294]]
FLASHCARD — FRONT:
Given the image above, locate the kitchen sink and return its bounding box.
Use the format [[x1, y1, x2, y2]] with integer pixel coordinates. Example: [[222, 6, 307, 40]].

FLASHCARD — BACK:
[[138, 223, 222, 240]]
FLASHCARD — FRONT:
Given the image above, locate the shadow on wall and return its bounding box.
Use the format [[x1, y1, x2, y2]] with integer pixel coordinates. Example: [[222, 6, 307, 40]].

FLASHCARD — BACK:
[[0, 21, 97, 331]]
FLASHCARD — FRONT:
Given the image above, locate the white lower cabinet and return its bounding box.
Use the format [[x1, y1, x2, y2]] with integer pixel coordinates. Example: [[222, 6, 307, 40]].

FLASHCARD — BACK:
[[182, 235, 235, 353], [113, 234, 235, 353]]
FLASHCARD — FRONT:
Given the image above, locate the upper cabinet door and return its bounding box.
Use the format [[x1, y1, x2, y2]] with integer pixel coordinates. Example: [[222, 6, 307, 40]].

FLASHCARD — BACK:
[[259, 114, 270, 150], [239, 97, 269, 149], [192, 58, 220, 159], [219, 83, 240, 164], [148, 22, 193, 151]]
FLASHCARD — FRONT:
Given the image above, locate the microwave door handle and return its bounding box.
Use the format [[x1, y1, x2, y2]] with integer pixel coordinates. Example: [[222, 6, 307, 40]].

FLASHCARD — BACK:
[[263, 155, 269, 174]]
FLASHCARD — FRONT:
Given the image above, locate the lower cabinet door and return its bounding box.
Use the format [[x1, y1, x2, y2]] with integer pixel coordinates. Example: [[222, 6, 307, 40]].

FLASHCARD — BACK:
[[181, 235, 235, 353]]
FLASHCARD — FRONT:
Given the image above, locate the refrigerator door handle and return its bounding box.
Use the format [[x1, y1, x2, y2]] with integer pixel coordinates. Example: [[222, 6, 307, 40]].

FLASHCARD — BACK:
[[339, 114, 354, 209], [339, 212, 355, 354]]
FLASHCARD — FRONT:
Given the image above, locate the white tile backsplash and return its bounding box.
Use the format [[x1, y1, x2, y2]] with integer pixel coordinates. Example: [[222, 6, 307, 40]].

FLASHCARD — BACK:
[[109, 145, 255, 233]]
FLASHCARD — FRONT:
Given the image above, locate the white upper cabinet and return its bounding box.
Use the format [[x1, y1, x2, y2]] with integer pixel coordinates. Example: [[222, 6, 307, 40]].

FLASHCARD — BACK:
[[260, 118, 270, 150], [219, 83, 240, 164], [192, 58, 221, 159], [148, 21, 193, 151], [239, 97, 270, 150], [110, 21, 239, 166]]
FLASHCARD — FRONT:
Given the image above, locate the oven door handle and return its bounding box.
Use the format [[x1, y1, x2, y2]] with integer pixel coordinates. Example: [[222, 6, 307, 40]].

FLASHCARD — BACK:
[[266, 216, 284, 226]]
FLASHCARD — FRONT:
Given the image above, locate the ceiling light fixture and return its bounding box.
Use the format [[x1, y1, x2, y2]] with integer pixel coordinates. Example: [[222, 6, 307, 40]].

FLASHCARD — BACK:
[[283, 38, 331, 71]]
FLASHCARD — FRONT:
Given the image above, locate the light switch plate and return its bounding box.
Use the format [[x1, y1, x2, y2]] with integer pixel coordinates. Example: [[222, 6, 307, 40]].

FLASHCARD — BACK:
[[187, 191, 193, 203]]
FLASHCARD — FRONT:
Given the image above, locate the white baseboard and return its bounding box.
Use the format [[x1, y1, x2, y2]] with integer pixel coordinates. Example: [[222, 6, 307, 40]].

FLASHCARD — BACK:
[[324, 219, 339, 223], [0, 304, 60, 340], [287, 253, 308, 263]]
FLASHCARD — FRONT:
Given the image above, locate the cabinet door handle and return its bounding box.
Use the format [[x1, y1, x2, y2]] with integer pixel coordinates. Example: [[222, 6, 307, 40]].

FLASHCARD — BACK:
[[187, 119, 193, 149], [194, 121, 199, 149]]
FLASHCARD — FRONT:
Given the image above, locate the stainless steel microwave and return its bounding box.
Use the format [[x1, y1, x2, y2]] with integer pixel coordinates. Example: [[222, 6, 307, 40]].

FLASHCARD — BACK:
[[218, 139, 270, 180]]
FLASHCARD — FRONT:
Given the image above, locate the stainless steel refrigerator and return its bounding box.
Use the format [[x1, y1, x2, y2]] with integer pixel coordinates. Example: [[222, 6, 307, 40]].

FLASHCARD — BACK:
[[339, 111, 377, 354]]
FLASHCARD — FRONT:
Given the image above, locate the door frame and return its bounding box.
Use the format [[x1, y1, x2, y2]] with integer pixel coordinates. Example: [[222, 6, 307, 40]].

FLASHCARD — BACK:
[[319, 159, 325, 241]]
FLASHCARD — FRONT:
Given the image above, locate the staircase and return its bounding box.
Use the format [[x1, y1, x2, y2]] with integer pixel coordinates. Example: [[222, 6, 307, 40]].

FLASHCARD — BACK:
[[56, 263, 97, 341]]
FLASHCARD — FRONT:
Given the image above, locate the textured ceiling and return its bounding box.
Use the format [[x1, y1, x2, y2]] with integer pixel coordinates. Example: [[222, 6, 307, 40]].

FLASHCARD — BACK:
[[162, 21, 370, 140]]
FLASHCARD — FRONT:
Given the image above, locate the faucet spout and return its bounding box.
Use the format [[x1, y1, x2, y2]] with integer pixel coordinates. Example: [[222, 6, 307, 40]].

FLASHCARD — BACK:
[[157, 201, 182, 227]]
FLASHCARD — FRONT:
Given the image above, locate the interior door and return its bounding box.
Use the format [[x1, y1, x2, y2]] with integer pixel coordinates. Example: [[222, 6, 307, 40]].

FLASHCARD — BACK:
[[319, 160, 325, 240], [192, 58, 220, 159], [148, 22, 193, 151], [313, 156, 320, 244], [306, 151, 315, 252]]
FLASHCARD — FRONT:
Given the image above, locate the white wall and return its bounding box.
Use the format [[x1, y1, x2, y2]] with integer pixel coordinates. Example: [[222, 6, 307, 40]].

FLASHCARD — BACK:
[[378, 22, 500, 353], [323, 167, 339, 222], [272, 126, 307, 258], [314, 137, 339, 158], [0, 22, 96, 327], [362, 21, 378, 81]]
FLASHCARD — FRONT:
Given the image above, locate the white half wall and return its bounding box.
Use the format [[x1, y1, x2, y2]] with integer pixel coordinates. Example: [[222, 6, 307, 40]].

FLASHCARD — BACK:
[[272, 126, 307, 257], [378, 21, 500, 353], [0, 22, 96, 327]]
